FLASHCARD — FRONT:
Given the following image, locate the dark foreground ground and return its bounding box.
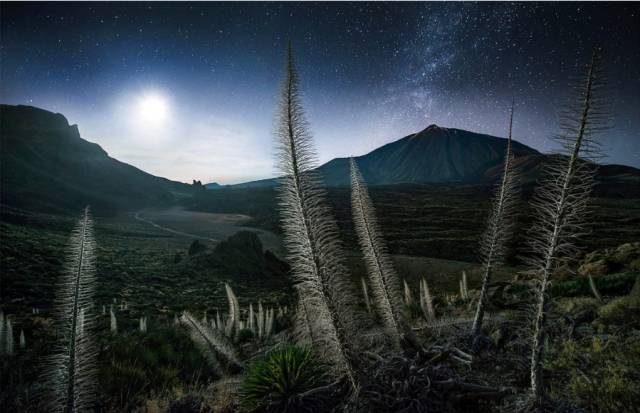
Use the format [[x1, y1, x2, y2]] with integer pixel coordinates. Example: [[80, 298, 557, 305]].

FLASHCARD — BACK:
[[1, 184, 639, 412]]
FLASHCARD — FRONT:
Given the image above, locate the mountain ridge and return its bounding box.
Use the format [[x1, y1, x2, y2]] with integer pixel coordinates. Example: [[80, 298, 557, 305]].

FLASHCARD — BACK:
[[224, 124, 640, 189], [1, 104, 637, 217], [0, 104, 193, 215]]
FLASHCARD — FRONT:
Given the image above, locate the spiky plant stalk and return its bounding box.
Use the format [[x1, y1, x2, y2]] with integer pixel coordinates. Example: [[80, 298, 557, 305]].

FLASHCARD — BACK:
[[274, 43, 361, 389], [6, 318, 14, 355], [0, 310, 5, 354], [257, 301, 264, 338], [180, 311, 242, 373], [360, 278, 372, 314], [588, 274, 602, 301], [471, 103, 521, 336], [459, 272, 470, 301], [265, 308, 274, 337], [419, 278, 436, 321], [248, 304, 254, 333], [216, 310, 222, 331], [224, 283, 240, 337], [463, 271, 469, 299], [109, 306, 117, 334], [526, 51, 607, 403], [350, 158, 415, 349], [403, 280, 414, 306], [44, 206, 98, 412]]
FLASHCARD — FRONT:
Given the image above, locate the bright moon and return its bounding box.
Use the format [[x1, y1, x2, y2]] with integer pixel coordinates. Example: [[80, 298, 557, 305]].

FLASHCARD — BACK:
[[136, 92, 170, 126]]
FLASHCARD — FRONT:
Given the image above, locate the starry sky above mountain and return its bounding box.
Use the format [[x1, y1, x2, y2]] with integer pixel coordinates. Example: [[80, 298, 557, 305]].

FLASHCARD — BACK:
[[1, 2, 639, 183]]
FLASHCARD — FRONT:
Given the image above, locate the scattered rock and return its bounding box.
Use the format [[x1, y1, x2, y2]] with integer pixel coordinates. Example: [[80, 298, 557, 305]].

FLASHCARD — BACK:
[[612, 242, 640, 265], [578, 242, 640, 277], [578, 259, 611, 277], [188, 240, 208, 256]]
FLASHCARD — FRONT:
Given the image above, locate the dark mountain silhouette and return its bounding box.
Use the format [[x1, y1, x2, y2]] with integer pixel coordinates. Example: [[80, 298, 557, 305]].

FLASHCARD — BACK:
[[2, 105, 637, 215], [319, 125, 540, 186], [229, 125, 540, 188], [0, 105, 192, 215], [227, 124, 640, 189], [483, 153, 640, 182]]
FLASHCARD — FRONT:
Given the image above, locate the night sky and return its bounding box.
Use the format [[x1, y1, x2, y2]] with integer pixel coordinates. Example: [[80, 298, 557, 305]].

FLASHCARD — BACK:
[[1, 2, 639, 184]]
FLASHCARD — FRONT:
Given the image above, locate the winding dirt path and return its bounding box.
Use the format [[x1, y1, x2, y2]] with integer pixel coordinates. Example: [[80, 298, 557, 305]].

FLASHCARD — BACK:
[[134, 211, 219, 242]]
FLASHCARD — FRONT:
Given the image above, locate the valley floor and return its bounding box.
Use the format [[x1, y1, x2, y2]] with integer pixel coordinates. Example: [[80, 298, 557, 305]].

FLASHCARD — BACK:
[[133, 207, 285, 257]]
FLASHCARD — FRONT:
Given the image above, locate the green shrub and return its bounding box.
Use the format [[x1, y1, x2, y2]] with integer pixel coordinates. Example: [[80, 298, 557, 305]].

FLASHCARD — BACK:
[[547, 335, 640, 413], [552, 272, 637, 297], [596, 296, 640, 327], [611, 242, 640, 265], [556, 297, 600, 314], [99, 326, 216, 411], [629, 275, 640, 307], [240, 345, 329, 413]]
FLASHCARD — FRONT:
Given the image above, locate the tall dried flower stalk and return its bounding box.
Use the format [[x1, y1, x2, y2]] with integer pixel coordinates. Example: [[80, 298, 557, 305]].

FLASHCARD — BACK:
[[274, 42, 362, 389], [350, 158, 415, 349], [471, 101, 521, 336], [43, 206, 98, 412], [526, 50, 608, 403]]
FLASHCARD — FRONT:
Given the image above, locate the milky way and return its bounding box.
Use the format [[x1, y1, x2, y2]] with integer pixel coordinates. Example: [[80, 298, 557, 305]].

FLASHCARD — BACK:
[[1, 2, 639, 183]]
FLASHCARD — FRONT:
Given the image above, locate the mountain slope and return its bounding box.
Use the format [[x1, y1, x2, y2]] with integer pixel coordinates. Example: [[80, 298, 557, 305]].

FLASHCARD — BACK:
[[231, 125, 540, 188], [229, 125, 640, 189], [319, 125, 540, 186], [0, 105, 192, 215]]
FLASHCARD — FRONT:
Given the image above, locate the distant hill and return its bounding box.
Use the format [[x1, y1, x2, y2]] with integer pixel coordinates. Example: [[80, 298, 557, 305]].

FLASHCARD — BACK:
[[319, 125, 540, 186], [227, 124, 640, 189], [227, 125, 539, 187], [204, 182, 225, 190], [0, 105, 193, 215]]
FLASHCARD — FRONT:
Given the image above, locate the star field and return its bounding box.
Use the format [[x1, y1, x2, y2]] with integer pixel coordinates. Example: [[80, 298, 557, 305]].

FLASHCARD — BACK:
[[1, 2, 639, 183]]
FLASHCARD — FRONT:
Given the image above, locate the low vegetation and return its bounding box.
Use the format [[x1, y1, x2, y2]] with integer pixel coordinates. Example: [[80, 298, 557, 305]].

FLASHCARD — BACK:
[[240, 345, 330, 413]]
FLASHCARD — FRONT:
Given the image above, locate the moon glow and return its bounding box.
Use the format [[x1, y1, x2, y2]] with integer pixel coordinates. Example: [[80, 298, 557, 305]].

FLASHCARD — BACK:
[[136, 92, 170, 126]]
